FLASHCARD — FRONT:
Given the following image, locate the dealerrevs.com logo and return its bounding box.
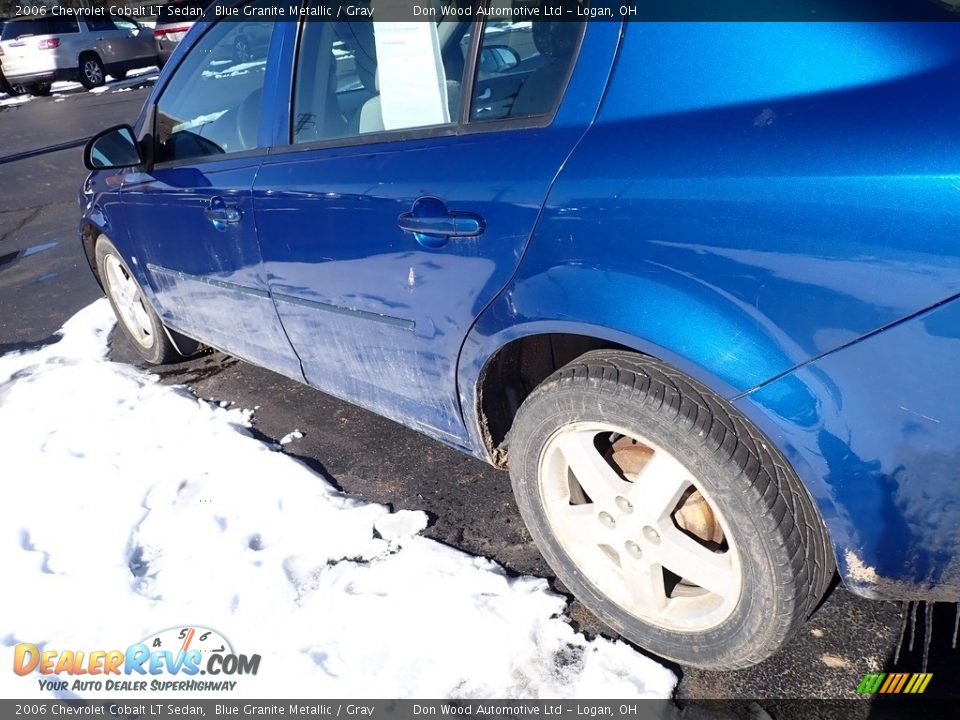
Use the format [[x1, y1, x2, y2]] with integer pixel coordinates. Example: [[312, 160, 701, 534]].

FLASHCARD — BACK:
[[13, 626, 261, 693]]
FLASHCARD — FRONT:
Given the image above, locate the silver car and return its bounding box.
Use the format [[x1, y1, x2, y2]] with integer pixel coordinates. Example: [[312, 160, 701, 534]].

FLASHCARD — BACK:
[[0, 16, 157, 96]]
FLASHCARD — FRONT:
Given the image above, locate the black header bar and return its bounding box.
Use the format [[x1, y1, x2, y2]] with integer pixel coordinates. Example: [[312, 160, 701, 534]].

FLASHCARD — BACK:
[[3, 1, 959, 23]]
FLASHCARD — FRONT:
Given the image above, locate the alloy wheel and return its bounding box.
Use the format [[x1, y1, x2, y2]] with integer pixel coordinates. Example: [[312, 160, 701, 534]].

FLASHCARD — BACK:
[[84, 59, 104, 86], [538, 422, 742, 632], [102, 254, 154, 349]]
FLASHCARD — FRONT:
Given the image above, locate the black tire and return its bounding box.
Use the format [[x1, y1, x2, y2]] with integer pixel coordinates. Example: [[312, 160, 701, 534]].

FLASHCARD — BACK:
[[95, 235, 200, 365], [26, 82, 51, 97], [0, 72, 18, 95], [508, 350, 834, 669], [78, 53, 105, 89]]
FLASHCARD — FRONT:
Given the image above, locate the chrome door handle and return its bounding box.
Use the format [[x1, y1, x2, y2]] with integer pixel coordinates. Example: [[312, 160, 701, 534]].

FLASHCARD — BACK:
[[203, 197, 242, 231]]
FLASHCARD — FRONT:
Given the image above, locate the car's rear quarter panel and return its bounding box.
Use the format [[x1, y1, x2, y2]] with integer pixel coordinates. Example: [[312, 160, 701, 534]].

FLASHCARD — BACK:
[[466, 22, 960, 598]]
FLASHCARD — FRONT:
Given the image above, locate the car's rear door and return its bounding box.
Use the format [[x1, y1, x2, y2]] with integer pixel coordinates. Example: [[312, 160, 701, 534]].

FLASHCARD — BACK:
[[120, 7, 302, 380], [85, 18, 124, 67], [253, 3, 619, 442], [111, 18, 157, 64]]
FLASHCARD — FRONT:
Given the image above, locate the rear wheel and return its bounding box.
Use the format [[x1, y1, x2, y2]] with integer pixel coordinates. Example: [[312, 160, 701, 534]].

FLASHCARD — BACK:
[[95, 235, 199, 365], [79, 53, 105, 89], [507, 350, 834, 669], [0, 73, 23, 95], [26, 82, 51, 96]]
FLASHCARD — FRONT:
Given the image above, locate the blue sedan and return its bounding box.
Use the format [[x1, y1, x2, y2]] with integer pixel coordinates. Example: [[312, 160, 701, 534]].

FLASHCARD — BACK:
[[79, 1, 960, 669]]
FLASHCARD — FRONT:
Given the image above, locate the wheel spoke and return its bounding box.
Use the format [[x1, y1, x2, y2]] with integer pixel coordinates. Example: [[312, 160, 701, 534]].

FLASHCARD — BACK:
[[106, 259, 127, 297], [131, 299, 152, 336], [104, 254, 154, 349], [655, 526, 737, 598], [620, 555, 668, 613], [627, 451, 693, 522], [550, 503, 608, 547], [555, 431, 632, 505]]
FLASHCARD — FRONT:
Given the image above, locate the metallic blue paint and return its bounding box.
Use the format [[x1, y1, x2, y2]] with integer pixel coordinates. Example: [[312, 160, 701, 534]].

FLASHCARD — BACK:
[[735, 296, 960, 600], [80, 13, 960, 601]]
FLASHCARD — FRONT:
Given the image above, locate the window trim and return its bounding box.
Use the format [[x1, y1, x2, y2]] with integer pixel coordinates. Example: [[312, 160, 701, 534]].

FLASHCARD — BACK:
[[280, 7, 585, 156]]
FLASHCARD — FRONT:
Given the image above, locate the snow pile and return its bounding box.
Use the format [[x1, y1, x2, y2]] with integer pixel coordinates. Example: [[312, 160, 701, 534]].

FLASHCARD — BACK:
[[0, 301, 675, 700], [0, 94, 32, 108]]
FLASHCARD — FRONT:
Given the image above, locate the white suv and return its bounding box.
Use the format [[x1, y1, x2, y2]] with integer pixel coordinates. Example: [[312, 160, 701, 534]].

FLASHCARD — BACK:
[[0, 16, 158, 96]]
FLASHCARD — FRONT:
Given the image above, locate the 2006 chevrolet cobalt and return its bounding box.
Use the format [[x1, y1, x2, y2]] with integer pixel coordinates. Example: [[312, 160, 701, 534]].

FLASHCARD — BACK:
[[79, 1, 960, 668]]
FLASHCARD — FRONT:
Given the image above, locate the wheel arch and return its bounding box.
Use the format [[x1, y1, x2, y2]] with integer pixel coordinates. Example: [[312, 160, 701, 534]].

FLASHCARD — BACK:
[[77, 48, 102, 66], [460, 319, 841, 582], [80, 218, 161, 313], [79, 219, 106, 291], [463, 320, 753, 468]]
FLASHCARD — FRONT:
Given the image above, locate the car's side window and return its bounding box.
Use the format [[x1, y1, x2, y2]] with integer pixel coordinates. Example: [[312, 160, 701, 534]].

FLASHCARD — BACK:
[[86, 18, 116, 33], [153, 6, 274, 164], [47, 19, 80, 35], [468, 4, 583, 122], [292, 5, 464, 145]]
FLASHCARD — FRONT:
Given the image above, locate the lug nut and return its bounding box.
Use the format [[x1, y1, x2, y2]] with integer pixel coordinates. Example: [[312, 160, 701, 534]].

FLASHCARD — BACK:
[[643, 526, 661, 544], [598, 511, 616, 529], [625, 541, 642, 559], [615, 496, 633, 513]]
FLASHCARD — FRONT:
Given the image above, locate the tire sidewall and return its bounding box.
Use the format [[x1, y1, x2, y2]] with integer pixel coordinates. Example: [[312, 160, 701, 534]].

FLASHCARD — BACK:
[[510, 383, 797, 668], [95, 236, 167, 365]]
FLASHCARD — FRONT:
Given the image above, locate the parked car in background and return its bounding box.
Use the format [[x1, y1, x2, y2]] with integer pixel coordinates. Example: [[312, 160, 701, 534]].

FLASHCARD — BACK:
[[154, 0, 213, 67], [0, 16, 158, 95], [80, 0, 960, 670], [2, 16, 28, 96], [0, 16, 24, 95]]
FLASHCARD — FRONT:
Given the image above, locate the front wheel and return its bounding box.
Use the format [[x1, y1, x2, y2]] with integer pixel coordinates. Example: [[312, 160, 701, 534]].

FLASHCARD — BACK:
[[508, 350, 834, 669], [95, 235, 199, 365]]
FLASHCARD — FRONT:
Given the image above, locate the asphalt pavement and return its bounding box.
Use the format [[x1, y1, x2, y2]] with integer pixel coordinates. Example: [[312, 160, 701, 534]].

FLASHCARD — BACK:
[[1, 79, 957, 707]]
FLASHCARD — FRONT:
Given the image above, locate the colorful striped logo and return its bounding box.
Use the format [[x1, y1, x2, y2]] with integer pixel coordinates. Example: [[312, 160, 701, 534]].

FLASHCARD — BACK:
[[857, 672, 933, 695]]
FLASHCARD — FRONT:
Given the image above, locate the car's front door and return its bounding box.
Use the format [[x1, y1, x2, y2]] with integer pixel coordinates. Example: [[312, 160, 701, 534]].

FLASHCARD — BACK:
[[253, 5, 616, 442], [120, 9, 302, 380]]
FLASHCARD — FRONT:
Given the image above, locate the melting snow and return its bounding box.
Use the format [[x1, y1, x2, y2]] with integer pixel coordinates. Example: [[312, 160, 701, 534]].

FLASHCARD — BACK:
[[0, 300, 675, 699], [279, 430, 303, 446], [0, 94, 33, 108]]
